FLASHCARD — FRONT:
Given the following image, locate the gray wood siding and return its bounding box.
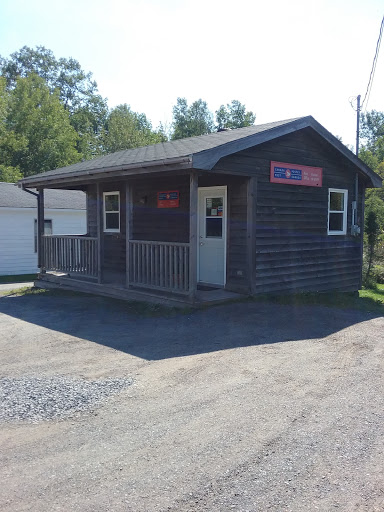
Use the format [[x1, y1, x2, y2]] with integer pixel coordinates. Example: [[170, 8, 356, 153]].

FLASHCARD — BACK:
[[86, 183, 126, 277], [214, 128, 365, 294], [132, 176, 190, 243], [226, 180, 249, 291]]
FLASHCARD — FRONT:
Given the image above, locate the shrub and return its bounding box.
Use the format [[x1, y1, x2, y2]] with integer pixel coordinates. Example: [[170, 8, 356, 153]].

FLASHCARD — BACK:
[[373, 265, 384, 284]]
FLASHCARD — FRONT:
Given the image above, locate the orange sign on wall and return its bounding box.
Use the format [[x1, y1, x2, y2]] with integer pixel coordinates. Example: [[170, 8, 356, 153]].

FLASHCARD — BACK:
[[270, 161, 323, 187], [157, 191, 180, 208]]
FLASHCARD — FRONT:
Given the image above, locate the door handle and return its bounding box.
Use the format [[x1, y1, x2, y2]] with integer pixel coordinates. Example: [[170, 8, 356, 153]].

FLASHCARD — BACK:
[[200, 242, 204, 246]]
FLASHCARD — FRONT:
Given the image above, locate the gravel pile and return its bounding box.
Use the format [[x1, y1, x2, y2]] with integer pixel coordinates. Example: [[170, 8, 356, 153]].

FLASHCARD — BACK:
[[0, 376, 133, 423]]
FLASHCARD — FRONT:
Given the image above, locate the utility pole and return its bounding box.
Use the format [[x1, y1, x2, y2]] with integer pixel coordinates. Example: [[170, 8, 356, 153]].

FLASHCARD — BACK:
[[352, 94, 361, 238], [356, 94, 361, 156]]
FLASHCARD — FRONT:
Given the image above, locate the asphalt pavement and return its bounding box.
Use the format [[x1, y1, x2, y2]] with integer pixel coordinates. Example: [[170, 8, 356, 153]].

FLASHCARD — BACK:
[[0, 293, 383, 511]]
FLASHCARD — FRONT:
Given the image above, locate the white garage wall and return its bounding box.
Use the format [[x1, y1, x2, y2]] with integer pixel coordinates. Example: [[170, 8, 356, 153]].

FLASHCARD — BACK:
[[0, 208, 87, 275]]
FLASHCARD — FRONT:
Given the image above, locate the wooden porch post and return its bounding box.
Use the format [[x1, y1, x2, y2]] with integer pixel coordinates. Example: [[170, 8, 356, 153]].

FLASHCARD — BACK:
[[247, 177, 257, 295], [189, 171, 198, 302], [125, 182, 133, 288], [96, 183, 103, 284], [37, 188, 45, 273]]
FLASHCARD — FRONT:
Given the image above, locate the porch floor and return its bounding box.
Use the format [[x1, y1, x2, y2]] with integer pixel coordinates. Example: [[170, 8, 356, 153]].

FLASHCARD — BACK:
[[35, 272, 245, 308]]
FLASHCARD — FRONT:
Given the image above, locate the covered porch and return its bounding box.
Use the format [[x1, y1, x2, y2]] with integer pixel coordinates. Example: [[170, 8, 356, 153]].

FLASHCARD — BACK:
[[34, 170, 255, 306]]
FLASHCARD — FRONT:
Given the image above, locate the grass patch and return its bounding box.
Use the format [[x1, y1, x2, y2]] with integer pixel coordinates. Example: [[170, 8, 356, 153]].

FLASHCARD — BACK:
[[0, 274, 37, 284], [0, 285, 43, 297], [4, 283, 382, 317], [252, 289, 384, 314], [359, 284, 384, 305], [0, 286, 192, 317]]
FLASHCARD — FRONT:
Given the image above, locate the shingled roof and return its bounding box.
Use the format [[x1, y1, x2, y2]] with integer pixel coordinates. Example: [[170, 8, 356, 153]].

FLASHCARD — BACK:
[[0, 182, 86, 209], [19, 116, 382, 188]]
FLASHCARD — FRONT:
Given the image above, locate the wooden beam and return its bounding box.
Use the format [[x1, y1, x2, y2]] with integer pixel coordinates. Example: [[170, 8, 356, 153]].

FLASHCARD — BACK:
[[189, 171, 198, 302], [125, 182, 133, 289], [247, 177, 257, 295], [37, 188, 45, 272], [20, 161, 193, 188], [96, 183, 103, 284], [23, 168, 195, 190]]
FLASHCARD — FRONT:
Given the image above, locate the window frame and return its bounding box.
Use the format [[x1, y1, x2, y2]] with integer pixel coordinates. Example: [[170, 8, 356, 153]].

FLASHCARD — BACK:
[[103, 191, 120, 233], [328, 188, 348, 235], [205, 195, 224, 239]]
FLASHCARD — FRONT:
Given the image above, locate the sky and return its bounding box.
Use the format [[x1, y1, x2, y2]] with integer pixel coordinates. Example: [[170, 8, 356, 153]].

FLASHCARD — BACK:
[[0, 0, 383, 149]]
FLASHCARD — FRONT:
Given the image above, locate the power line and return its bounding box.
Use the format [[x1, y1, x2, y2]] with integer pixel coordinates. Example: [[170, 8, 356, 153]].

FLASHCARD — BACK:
[[361, 15, 384, 111], [349, 96, 359, 112]]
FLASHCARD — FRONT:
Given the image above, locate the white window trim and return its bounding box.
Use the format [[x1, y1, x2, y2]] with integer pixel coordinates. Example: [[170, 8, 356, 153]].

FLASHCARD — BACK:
[[103, 191, 120, 233], [328, 188, 348, 235]]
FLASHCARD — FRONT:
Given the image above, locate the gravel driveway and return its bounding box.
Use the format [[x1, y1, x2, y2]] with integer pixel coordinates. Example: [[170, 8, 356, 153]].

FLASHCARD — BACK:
[[0, 292, 383, 511]]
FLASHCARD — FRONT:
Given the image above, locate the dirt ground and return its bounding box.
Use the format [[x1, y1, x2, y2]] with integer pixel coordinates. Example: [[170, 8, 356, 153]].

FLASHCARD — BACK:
[[0, 292, 383, 512]]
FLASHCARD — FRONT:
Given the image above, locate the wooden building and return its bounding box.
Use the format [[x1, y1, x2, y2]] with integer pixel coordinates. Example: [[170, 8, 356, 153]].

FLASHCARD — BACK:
[[19, 116, 382, 305]]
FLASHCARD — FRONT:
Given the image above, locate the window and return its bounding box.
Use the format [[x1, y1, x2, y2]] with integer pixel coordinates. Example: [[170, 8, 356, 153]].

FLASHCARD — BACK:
[[34, 219, 52, 252], [205, 196, 224, 238], [103, 191, 120, 232], [328, 189, 348, 235]]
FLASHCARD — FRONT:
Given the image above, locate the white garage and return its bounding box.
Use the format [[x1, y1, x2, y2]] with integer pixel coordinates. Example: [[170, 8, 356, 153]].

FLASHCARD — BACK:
[[0, 182, 86, 276]]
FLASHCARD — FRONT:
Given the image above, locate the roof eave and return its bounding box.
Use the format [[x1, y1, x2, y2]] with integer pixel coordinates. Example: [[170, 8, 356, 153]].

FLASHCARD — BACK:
[[306, 117, 382, 188], [19, 156, 193, 188], [17, 116, 382, 189], [192, 115, 382, 188], [192, 117, 313, 171]]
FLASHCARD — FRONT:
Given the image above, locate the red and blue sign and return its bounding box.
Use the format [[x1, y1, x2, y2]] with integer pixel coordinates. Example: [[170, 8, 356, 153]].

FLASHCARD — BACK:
[[157, 190, 180, 208], [270, 161, 322, 187]]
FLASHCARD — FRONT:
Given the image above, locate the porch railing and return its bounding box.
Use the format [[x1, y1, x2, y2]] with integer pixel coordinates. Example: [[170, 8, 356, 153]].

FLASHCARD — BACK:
[[42, 235, 98, 278], [128, 240, 190, 293]]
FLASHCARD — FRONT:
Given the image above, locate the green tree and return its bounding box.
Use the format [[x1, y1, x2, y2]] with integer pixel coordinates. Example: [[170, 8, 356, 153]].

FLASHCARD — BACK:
[[365, 209, 381, 282], [1, 46, 99, 112], [0, 46, 109, 160], [102, 104, 167, 154], [359, 146, 379, 171], [360, 111, 384, 205], [216, 100, 256, 130], [0, 74, 80, 177], [0, 165, 23, 182], [0, 76, 26, 180], [70, 94, 109, 159], [360, 110, 384, 149], [171, 98, 214, 140]]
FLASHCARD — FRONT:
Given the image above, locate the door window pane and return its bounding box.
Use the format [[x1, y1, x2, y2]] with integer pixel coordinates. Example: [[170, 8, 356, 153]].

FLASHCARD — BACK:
[[206, 197, 223, 217], [206, 218, 222, 238]]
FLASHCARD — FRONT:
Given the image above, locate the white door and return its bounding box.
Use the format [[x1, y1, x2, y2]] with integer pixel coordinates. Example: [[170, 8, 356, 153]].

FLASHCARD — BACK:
[[198, 187, 227, 286]]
